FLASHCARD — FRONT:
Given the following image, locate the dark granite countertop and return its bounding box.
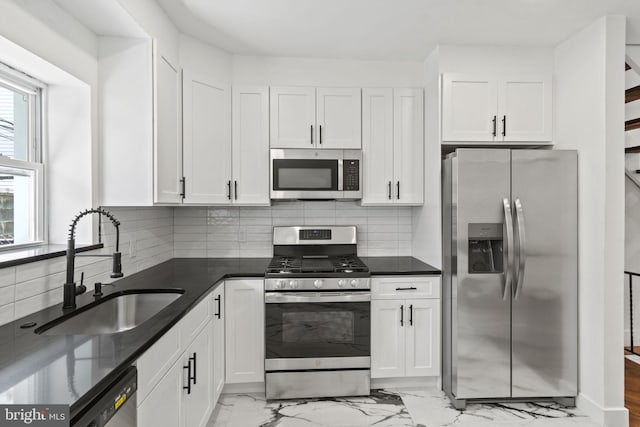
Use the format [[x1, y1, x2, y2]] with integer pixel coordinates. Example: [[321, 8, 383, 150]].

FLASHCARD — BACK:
[[0, 256, 437, 422], [362, 256, 441, 276]]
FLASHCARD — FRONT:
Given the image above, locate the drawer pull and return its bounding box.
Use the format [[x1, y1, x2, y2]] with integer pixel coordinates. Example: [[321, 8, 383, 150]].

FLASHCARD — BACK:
[[395, 286, 417, 291]]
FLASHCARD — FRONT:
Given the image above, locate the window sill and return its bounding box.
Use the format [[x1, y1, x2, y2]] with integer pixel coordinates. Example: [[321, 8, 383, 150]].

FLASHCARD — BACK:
[[0, 243, 104, 269]]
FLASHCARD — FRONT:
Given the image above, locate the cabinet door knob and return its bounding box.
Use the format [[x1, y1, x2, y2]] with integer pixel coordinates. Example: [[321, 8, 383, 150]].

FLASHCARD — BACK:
[[319, 125, 322, 144], [396, 181, 400, 200], [227, 180, 231, 200], [400, 304, 404, 327], [388, 181, 392, 200], [492, 115, 497, 137], [234, 181, 238, 200], [180, 177, 186, 199], [310, 124, 314, 145], [190, 353, 197, 384], [215, 295, 222, 319], [502, 115, 506, 137]]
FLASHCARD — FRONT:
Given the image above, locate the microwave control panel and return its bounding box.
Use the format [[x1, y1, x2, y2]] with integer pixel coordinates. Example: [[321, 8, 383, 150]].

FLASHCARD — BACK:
[[343, 160, 360, 191]]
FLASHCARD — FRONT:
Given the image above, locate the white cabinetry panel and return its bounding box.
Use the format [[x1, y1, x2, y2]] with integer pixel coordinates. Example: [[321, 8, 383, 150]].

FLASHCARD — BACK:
[[154, 49, 182, 203], [225, 280, 265, 383], [232, 87, 270, 205], [182, 70, 231, 204], [316, 88, 361, 149], [270, 87, 316, 148]]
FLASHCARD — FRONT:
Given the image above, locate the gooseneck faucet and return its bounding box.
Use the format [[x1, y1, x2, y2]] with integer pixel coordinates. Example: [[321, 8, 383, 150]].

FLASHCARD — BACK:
[[63, 208, 123, 310]]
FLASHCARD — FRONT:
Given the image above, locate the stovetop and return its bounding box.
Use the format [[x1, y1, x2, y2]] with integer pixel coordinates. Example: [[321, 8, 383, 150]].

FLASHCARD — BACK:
[[265, 255, 369, 275]]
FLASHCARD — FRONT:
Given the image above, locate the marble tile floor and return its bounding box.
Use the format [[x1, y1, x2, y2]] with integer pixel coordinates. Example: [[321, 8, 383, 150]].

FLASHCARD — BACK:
[[206, 388, 601, 427]]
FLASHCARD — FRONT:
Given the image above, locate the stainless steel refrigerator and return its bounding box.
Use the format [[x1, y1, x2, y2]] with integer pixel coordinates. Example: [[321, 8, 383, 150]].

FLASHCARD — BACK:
[[442, 148, 577, 409]]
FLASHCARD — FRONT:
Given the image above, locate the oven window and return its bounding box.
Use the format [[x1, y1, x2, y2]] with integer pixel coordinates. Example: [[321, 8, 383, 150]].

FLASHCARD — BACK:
[[273, 159, 338, 191], [265, 301, 370, 359], [282, 311, 354, 343]]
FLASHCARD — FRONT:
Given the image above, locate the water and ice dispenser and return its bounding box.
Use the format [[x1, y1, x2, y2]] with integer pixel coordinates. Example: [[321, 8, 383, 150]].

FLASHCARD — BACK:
[[468, 223, 503, 273]]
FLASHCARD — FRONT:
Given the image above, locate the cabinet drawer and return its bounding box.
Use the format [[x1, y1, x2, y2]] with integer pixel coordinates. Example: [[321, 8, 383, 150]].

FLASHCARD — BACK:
[[372, 276, 440, 300], [137, 325, 181, 406], [180, 295, 211, 351]]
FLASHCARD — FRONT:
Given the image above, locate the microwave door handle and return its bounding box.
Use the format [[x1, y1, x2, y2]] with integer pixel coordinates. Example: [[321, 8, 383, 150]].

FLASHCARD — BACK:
[[337, 159, 343, 191]]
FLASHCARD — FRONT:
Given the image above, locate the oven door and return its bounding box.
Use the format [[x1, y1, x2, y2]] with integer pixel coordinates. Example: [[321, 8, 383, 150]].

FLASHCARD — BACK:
[[270, 149, 342, 199], [265, 292, 370, 370]]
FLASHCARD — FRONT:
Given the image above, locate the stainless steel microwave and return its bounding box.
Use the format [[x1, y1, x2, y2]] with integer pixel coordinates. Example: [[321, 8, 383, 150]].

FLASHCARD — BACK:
[[270, 149, 362, 200]]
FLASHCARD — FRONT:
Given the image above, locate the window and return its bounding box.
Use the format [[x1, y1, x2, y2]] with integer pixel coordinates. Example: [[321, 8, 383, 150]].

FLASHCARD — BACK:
[[0, 66, 44, 248]]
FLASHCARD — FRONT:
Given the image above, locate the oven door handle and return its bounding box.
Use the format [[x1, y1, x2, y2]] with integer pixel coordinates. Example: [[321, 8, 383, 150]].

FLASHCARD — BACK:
[[265, 292, 371, 303]]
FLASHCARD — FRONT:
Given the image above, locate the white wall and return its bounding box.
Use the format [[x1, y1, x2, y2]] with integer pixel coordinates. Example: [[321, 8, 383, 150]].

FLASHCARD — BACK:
[[554, 15, 627, 427], [232, 55, 423, 87], [412, 47, 441, 268], [180, 34, 232, 84], [437, 44, 555, 75], [0, 207, 174, 326], [625, 177, 640, 347], [0, 0, 98, 244]]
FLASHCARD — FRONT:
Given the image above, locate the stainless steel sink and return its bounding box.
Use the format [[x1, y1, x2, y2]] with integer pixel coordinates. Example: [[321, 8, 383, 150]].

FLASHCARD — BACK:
[[36, 290, 184, 335]]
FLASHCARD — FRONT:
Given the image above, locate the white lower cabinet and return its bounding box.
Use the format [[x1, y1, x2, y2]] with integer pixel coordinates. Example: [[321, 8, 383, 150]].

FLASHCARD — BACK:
[[212, 285, 225, 402], [371, 276, 441, 379], [138, 357, 183, 427], [225, 279, 265, 383], [137, 293, 214, 427], [183, 323, 213, 427]]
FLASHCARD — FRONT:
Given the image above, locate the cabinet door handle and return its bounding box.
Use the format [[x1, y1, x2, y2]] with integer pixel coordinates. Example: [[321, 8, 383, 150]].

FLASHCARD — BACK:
[[396, 181, 400, 200], [502, 115, 506, 137], [400, 304, 404, 327], [180, 177, 186, 199], [319, 125, 322, 144], [409, 304, 413, 326], [227, 180, 231, 200], [215, 294, 222, 319], [492, 115, 497, 137], [395, 286, 417, 291], [388, 181, 392, 200], [310, 124, 314, 145], [234, 180, 238, 200], [183, 360, 192, 394], [190, 353, 197, 385]]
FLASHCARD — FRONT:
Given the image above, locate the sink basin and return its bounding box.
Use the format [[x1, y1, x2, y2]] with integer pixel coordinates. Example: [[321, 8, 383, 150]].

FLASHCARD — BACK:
[[36, 289, 184, 335]]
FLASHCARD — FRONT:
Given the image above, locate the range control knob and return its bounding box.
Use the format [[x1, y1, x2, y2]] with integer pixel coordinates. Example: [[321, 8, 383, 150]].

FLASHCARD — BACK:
[[274, 280, 285, 290], [314, 279, 324, 289], [289, 280, 299, 289], [350, 279, 359, 288], [338, 279, 347, 288]]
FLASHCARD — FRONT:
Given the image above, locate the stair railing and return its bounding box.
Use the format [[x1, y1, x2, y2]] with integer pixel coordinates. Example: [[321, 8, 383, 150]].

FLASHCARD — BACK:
[[626, 271, 640, 356]]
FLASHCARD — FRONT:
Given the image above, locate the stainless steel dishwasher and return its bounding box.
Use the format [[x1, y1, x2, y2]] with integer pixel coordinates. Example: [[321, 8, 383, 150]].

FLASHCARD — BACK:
[[73, 366, 137, 427]]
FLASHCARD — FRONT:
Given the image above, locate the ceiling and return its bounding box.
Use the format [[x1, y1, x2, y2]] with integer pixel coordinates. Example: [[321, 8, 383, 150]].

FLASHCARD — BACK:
[[154, 0, 640, 60]]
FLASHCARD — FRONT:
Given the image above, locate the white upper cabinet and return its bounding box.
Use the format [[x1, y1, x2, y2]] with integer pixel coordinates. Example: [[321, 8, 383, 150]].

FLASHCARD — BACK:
[[182, 69, 231, 204], [362, 88, 423, 206], [270, 87, 361, 149], [232, 86, 270, 205], [362, 88, 394, 204], [316, 88, 362, 149], [393, 88, 424, 205], [498, 76, 552, 142], [442, 73, 552, 143], [270, 87, 316, 148], [154, 46, 183, 203], [442, 75, 496, 142]]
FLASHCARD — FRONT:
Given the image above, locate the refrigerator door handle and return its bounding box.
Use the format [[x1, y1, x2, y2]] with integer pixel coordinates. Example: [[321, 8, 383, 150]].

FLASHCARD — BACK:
[[502, 198, 514, 300], [514, 198, 527, 299]]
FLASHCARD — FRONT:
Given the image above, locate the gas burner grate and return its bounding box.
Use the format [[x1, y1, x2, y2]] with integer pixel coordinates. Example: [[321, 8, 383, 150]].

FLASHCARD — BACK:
[[266, 256, 302, 274], [331, 256, 368, 273]]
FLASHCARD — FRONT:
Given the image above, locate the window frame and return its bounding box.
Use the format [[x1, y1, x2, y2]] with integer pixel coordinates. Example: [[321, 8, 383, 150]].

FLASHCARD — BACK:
[[0, 64, 46, 250]]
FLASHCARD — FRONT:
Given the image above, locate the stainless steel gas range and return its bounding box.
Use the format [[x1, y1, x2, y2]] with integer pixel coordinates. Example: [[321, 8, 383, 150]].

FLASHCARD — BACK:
[[264, 226, 371, 400]]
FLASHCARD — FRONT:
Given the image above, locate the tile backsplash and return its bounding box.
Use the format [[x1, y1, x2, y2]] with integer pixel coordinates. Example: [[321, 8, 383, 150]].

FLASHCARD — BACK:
[[0, 207, 173, 326], [174, 201, 412, 258], [0, 202, 412, 326]]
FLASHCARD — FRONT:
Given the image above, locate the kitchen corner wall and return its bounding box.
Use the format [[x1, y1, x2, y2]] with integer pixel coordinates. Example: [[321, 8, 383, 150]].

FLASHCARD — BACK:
[[0, 207, 173, 327], [174, 201, 412, 258]]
